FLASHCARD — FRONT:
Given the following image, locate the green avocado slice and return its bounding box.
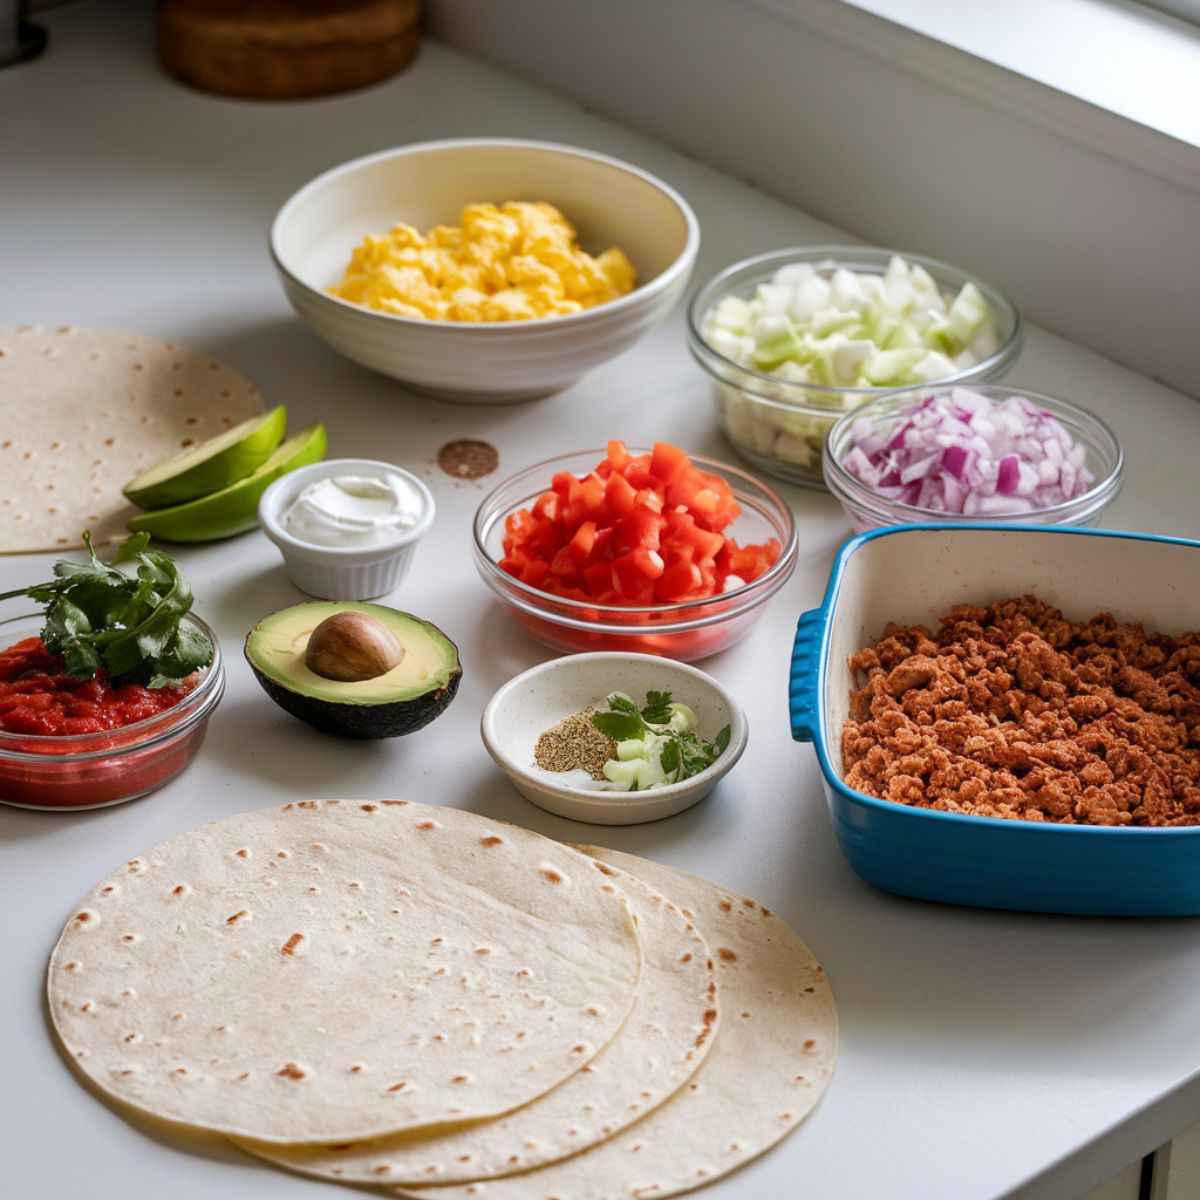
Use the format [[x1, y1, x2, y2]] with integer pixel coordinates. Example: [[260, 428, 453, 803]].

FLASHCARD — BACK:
[[244, 602, 462, 739], [122, 405, 288, 510], [126, 423, 327, 542]]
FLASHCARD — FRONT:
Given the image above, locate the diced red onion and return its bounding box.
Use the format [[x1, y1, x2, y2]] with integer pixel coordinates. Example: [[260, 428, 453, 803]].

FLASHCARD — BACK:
[[841, 388, 1096, 515]]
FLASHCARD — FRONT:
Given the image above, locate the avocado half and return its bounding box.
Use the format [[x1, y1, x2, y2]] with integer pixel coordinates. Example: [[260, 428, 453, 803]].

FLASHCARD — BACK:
[[244, 602, 462, 739]]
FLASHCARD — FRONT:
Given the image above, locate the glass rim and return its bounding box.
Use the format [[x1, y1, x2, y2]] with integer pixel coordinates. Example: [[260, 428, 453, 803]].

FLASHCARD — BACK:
[[822, 385, 1125, 522], [473, 447, 799, 618], [0, 611, 224, 761]]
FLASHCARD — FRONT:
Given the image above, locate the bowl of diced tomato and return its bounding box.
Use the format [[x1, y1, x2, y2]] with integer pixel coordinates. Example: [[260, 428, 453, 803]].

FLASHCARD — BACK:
[[474, 441, 798, 661]]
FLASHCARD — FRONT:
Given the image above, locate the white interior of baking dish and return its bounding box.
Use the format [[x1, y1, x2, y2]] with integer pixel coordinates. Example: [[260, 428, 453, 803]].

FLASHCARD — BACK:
[[822, 528, 1200, 776]]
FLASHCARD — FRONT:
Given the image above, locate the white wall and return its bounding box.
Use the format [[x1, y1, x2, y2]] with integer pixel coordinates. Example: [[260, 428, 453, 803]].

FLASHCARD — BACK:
[[429, 0, 1200, 398]]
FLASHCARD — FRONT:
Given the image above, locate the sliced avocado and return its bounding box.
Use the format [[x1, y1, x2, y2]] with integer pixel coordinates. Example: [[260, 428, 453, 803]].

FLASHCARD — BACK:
[[127, 423, 327, 542], [123, 406, 288, 510], [244, 601, 461, 739]]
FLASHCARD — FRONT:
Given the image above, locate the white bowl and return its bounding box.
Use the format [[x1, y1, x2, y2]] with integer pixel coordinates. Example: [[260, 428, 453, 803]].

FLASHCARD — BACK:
[[258, 458, 435, 600], [270, 138, 700, 404], [481, 652, 748, 825]]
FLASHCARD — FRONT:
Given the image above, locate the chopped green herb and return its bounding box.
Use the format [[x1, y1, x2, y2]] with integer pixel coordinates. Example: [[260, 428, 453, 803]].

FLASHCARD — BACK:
[[0, 532, 212, 687], [590, 689, 730, 791]]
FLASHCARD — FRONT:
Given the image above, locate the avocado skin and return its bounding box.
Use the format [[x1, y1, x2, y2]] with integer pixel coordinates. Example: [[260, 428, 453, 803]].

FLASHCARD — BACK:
[[248, 658, 462, 739]]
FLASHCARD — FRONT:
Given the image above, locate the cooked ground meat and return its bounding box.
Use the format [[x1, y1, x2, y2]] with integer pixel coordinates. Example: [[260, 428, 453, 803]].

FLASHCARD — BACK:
[[841, 596, 1200, 826]]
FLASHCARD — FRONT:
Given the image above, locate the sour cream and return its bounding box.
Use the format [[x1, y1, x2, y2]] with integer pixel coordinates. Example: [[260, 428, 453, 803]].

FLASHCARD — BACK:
[[283, 474, 425, 548]]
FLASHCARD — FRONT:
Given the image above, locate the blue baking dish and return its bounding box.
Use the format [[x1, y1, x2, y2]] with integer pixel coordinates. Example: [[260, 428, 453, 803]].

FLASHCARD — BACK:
[[789, 523, 1200, 915]]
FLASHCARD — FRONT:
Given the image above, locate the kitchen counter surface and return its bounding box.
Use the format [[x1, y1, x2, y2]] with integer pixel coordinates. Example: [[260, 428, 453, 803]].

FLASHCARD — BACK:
[[2, 4, 1199, 1199]]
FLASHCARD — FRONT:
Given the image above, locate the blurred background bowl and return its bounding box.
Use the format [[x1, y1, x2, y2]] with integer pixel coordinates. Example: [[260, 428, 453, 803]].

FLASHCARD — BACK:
[[687, 245, 1022, 487], [473, 448, 797, 662], [823, 385, 1123, 533], [271, 137, 700, 404]]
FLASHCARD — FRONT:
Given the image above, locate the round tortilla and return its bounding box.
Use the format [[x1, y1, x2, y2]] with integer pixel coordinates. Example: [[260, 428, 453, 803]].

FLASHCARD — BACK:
[[47, 801, 641, 1144], [233, 861, 718, 1185], [397, 847, 837, 1200], [0, 325, 264, 553]]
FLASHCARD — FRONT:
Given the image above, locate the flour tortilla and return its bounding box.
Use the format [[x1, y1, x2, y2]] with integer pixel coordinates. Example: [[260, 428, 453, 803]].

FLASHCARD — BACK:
[[47, 801, 641, 1144], [233, 862, 718, 1185], [399, 848, 837, 1200], [0, 325, 264, 552]]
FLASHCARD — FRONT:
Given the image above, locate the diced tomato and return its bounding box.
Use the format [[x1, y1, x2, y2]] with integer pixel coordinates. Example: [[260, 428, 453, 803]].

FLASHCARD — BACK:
[[611, 504, 666, 556], [498, 440, 782, 608], [650, 441, 689, 485], [604, 471, 638, 516], [606, 440, 632, 472]]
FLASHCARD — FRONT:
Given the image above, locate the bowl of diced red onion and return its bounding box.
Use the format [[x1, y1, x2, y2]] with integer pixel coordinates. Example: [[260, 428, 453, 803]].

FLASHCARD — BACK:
[[822, 385, 1123, 532]]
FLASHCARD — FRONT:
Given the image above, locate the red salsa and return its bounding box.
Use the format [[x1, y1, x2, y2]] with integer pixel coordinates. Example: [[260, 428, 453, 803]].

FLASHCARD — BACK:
[[0, 637, 195, 737]]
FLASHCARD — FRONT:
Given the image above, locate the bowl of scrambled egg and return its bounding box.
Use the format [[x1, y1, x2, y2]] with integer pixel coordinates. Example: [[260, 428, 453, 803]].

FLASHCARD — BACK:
[[270, 138, 700, 404]]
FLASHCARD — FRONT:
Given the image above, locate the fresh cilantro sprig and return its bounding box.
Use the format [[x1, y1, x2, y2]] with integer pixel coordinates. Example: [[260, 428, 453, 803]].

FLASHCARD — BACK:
[[0, 532, 212, 688], [591, 690, 731, 788]]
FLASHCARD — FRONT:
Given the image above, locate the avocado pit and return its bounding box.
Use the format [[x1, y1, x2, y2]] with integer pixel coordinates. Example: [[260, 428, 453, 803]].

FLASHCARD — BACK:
[[304, 611, 404, 682]]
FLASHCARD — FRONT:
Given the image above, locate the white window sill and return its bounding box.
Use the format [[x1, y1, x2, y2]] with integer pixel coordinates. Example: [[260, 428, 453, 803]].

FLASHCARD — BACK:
[[752, 0, 1200, 191]]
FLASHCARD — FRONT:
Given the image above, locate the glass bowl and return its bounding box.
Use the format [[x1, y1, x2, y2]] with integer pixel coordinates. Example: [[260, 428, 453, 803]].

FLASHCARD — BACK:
[[686, 245, 1023, 488], [822, 385, 1124, 532], [473, 449, 798, 661], [0, 613, 224, 810]]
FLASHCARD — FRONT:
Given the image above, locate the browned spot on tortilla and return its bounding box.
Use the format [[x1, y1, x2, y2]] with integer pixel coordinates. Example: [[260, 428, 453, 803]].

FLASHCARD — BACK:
[[417, 821, 437, 831], [804, 986, 815, 993], [349, 1065, 363, 1074], [803, 1039, 816, 1050], [780, 1112, 793, 1122], [225, 910, 248, 926], [457, 1155, 471, 1163], [175, 1067, 188, 1075], [361, 803, 377, 812], [719, 900, 733, 912], [474, 947, 491, 956], [277, 1063, 306, 1080], [451, 1074, 469, 1084], [696, 1008, 718, 1049], [592, 861, 616, 876], [75, 912, 90, 923], [281, 933, 304, 956], [759, 904, 771, 916], [234, 849, 249, 858], [580, 1064, 593, 1074], [237, 1072, 250, 1081], [171, 886, 185, 896], [600, 884, 615, 893], [541, 868, 563, 883], [480, 836, 503, 847], [372, 1165, 391, 1176], [381, 800, 408, 806], [326, 1142, 354, 1151], [794, 1075, 805, 1083], [718, 947, 738, 963], [571, 1044, 586, 1054], [680, 952, 693, 963]]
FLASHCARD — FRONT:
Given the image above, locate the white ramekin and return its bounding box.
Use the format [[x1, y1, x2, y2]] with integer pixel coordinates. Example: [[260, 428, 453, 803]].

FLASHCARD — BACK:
[[258, 459, 436, 600]]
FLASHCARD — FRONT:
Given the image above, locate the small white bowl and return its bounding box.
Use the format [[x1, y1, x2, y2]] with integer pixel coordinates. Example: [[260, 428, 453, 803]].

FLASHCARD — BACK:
[[269, 138, 700, 404], [481, 652, 748, 825], [258, 458, 435, 600]]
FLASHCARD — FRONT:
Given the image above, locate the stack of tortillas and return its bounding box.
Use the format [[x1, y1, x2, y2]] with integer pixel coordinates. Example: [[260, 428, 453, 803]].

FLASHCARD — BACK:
[[0, 325, 264, 553], [48, 801, 836, 1197]]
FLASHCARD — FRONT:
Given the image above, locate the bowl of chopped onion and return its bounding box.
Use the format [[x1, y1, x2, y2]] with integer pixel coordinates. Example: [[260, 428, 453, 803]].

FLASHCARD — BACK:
[[687, 246, 1023, 487], [822, 385, 1123, 532]]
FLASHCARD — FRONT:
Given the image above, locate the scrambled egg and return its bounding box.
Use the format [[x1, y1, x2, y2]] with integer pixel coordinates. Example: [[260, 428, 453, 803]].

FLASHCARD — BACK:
[[328, 201, 637, 322]]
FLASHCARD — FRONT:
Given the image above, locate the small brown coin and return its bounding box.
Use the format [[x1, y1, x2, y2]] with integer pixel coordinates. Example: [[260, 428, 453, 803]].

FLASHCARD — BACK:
[[437, 440, 499, 480]]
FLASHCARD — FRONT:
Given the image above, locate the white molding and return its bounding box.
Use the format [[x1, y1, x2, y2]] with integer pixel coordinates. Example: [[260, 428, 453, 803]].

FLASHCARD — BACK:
[[741, 0, 1200, 193]]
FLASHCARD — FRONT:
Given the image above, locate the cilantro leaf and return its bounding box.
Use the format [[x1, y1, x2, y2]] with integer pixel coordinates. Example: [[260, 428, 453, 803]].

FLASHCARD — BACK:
[[659, 738, 681, 778], [591, 710, 645, 742], [606, 692, 640, 716], [4, 533, 211, 686], [640, 690, 673, 725], [715, 724, 731, 754]]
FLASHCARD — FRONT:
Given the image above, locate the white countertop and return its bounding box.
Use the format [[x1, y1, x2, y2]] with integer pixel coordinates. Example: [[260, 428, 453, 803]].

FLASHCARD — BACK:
[[3, 5, 1200, 1200]]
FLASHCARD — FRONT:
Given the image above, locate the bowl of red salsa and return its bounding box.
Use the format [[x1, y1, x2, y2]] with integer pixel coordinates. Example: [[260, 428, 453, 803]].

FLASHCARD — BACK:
[[473, 443, 798, 661], [0, 612, 224, 810]]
